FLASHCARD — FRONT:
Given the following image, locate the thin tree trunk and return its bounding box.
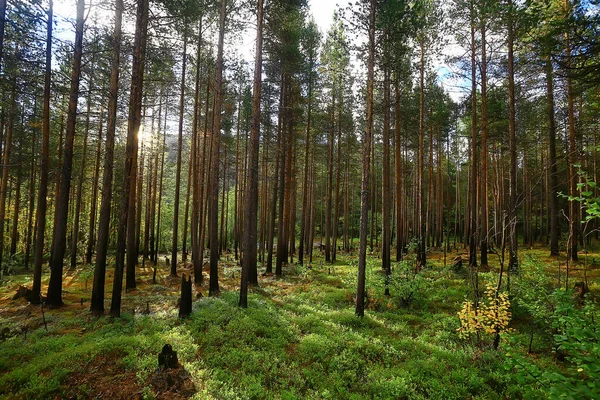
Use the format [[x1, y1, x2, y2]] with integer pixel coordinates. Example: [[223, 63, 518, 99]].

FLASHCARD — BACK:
[[191, 18, 203, 283], [416, 38, 426, 270], [25, 112, 37, 270], [86, 105, 104, 264], [480, 16, 489, 267], [469, 1, 478, 268], [508, 0, 518, 270], [382, 68, 391, 278], [394, 79, 403, 260], [325, 90, 334, 262], [546, 57, 559, 256], [32, 0, 53, 304], [70, 78, 94, 269], [0, 81, 16, 269]]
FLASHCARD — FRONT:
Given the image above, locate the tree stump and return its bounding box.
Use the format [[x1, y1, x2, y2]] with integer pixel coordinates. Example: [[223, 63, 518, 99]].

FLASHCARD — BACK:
[[158, 344, 179, 369]]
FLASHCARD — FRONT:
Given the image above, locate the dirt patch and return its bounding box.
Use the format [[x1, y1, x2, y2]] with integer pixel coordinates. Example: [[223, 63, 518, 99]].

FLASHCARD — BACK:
[[149, 366, 196, 399], [62, 352, 142, 399]]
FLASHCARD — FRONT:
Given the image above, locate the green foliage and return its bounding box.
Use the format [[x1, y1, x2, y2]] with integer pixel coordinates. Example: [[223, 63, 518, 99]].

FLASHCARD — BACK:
[[2, 249, 594, 399], [505, 289, 600, 399]]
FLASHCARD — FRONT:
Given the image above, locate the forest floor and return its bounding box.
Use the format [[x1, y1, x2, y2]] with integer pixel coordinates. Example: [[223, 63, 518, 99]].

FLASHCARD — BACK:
[[0, 245, 598, 399]]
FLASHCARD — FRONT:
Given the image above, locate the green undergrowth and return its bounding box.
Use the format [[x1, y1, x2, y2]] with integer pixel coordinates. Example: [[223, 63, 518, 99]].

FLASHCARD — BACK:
[[0, 248, 597, 399]]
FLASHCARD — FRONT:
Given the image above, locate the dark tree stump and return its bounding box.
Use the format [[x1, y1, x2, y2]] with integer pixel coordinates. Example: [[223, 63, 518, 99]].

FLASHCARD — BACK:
[[158, 344, 179, 369], [453, 256, 463, 271], [12, 286, 37, 302], [179, 271, 192, 319]]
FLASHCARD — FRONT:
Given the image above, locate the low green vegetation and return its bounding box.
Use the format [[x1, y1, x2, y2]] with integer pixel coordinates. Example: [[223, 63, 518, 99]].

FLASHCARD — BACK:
[[0, 248, 597, 399]]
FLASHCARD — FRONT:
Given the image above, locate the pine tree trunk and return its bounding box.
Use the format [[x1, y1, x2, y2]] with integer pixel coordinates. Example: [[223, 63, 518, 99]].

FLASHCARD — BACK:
[[32, 0, 53, 304], [0, 81, 16, 269], [546, 57, 559, 256], [90, 0, 122, 313], [46, 0, 85, 306], [480, 17, 489, 267], [25, 118, 37, 270], [71, 81, 94, 269], [239, 0, 263, 307], [171, 33, 188, 276], [469, 4, 478, 268], [110, 0, 148, 315], [325, 91, 334, 262], [356, 0, 374, 317], [191, 19, 203, 283], [382, 68, 391, 275], [209, 0, 227, 296], [86, 106, 104, 264], [508, 0, 518, 269], [394, 80, 403, 260], [416, 39, 426, 270]]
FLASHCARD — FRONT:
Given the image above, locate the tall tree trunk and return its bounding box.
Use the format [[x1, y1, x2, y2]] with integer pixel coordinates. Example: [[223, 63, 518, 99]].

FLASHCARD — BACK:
[[191, 19, 203, 284], [86, 106, 104, 264], [46, 0, 85, 306], [469, 1, 478, 268], [416, 38, 426, 270], [124, 0, 149, 292], [382, 68, 391, 278], [394, 79, 403, 261], [299, 42, 314, 265], [209, 0, 227, 295], [219, 155, 227, 253], [32, 0, 53, 304], [0, 81, 16, 269], [0, 0, 6, 73], [480, 16, 489, 267], [508, 0, 518, 270], [9, 161, 21, 257], [91, 0, 122, 314], [155, 104, 167, 264], [171, 32, 188, 276], [325, 89, 335, 263], [71, 77, 94, 269], [266, 118, 281, 274], [356, 0, 374, 317], [239, 0, 263, 308], [332, 93, 343, 263], [565, 1, 578, 261], [546, 57, 559, 256], [276, 76, 288, 277], [25, 114, 37, 269], [110, 0, 148, 315]]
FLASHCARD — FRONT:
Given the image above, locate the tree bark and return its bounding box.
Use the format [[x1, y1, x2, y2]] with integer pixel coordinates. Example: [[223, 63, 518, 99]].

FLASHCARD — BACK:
[[46, 0, 85, 306], [239, 0, 263, 308], [480, 15, 489, 267], [32, 0, 53, 304], [356, 0, 374, 317], [110, 0, 148, 315], [507, 0, 518, 270], [171, 32, 188, 276], [209, 0, 227, 296], [0, 80, 16, 269], [86, 105, 104, 264], [91, 0, 122, 314], [469, 1, 478, 268]]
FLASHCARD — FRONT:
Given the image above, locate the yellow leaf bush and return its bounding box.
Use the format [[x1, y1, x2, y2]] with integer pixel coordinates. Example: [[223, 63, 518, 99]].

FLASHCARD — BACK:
[[457, 283, 512, 340]]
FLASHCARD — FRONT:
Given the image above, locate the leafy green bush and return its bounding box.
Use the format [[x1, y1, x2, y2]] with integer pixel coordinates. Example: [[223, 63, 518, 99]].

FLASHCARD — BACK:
[[505, 289, 600, 399]]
